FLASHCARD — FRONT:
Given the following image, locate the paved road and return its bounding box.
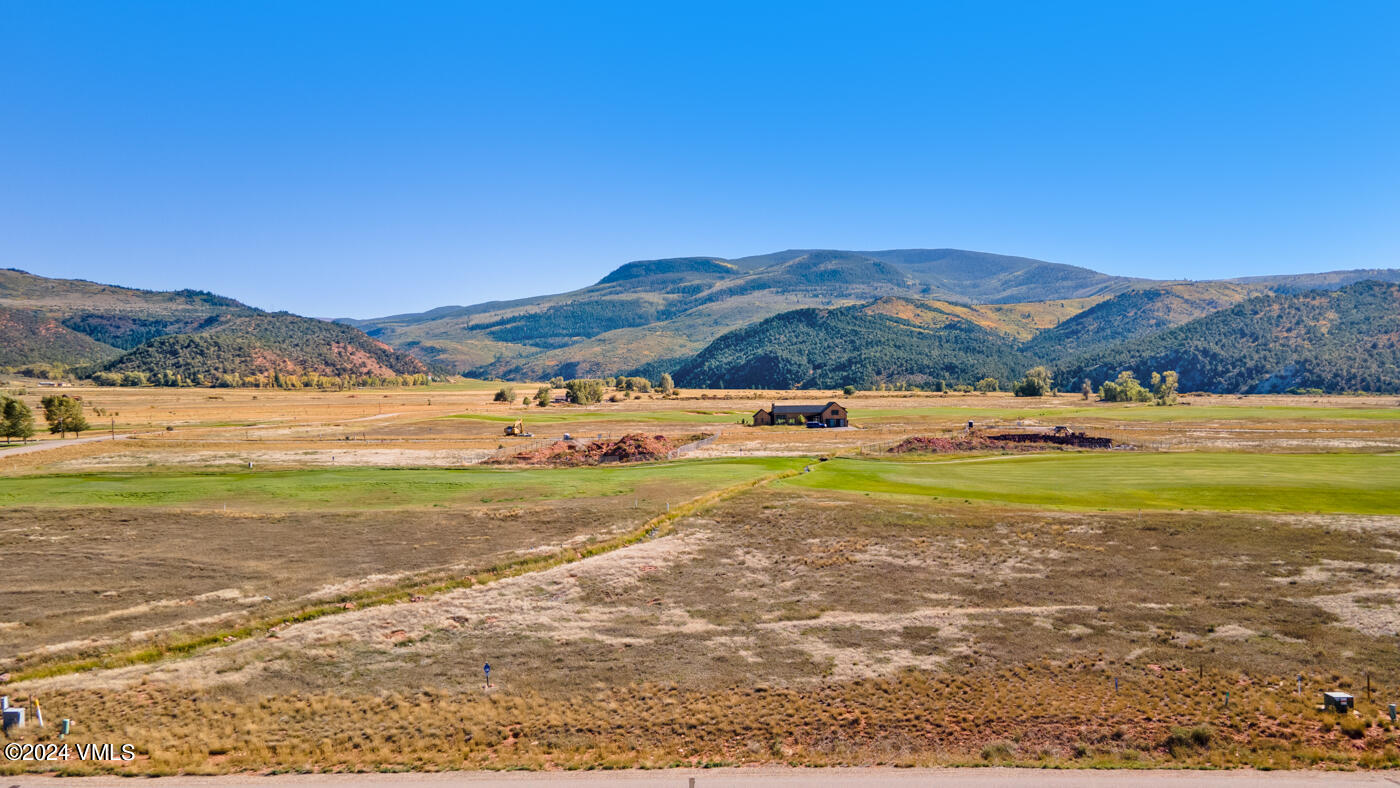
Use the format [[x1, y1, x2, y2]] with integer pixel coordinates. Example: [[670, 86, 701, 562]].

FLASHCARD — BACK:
[[9, 768, 1398, 787], [0, 433, 134, 458]]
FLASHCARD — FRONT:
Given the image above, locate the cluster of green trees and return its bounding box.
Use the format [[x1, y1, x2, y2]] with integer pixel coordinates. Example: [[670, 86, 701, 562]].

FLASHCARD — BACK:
[[564, 379, 606, 405], [41, 394, 90, 436], [1, 395, 36, 443], [1012, 366, 1053, 397], [89, 371, 150, 386], [500, 374, 676, 408], [0, 394, 97, 442], [1097, 370, 1179, 405], [97, 368, 431, 390]]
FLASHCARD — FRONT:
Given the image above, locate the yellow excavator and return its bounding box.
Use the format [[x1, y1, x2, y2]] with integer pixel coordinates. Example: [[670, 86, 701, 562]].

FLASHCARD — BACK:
[[504, 418, 533, 437]]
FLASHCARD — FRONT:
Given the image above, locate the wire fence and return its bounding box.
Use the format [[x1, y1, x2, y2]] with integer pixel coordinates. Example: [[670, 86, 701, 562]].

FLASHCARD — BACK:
[[667, 431, 720, 460]]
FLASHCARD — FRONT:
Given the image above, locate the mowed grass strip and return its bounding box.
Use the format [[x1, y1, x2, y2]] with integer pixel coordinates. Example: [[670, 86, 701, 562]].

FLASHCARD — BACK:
[[0, 457, 805, 510], [852, 404, 1400, 423], [784, 453, 1400, 513]]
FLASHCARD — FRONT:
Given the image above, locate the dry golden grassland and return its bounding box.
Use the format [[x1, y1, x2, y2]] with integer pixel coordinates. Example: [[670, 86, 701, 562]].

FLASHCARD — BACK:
[[2, 383, 1400, 774], [8, 484, 1400, 773]]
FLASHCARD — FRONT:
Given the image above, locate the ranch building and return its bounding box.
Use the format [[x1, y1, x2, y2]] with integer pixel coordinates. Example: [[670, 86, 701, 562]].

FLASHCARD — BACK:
[[752, 401, 848, 427]]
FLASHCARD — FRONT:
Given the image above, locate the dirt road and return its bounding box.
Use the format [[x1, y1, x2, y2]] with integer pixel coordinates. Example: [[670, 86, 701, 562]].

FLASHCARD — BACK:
[[9, 768, 1395, 787]]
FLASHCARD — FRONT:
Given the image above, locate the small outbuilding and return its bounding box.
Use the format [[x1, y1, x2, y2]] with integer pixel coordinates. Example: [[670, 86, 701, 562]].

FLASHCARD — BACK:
[[752, 401, 848, 427], [1323, 691, 1355, 712]]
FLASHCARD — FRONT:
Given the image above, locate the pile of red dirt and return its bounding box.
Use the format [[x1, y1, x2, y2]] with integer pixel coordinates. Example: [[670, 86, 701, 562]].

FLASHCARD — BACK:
[[490, 433, 685, 466], [888, 431, 1113, 454]]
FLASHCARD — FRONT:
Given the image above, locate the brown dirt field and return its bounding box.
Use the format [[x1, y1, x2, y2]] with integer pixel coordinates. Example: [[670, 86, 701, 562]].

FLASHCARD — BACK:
[[10, 488, 1400, 773], [0, 500, 643, 667]]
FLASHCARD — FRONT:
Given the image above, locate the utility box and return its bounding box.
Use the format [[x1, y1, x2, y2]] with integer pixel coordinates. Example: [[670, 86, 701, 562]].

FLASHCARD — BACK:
[[1324, 691, 1355, 712], [1, 707, 23, 730]]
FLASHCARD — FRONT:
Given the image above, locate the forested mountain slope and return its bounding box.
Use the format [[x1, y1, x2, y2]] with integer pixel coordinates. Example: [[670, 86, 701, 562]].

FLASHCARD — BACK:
[[1024, 282, 1261, 360], [1056, 281, 1400, 393], [96, 312, 426, 383], [670, 304, 1031, 389]]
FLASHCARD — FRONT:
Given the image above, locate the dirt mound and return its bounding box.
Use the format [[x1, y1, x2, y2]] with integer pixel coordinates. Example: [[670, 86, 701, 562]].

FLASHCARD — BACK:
[[887, 436, 1017, 454], [490, 433, 687, 466], [888, 431, 1113, 454], [987, 431, 1114, 449]]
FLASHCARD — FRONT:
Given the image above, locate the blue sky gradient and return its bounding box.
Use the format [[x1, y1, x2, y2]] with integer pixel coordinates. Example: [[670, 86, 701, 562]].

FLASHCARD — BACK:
[[3, 1, 1397, 317]]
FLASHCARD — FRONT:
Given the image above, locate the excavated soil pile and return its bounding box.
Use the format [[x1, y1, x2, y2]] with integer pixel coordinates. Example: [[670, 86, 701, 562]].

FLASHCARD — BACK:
[[491, 433, 687, 466]]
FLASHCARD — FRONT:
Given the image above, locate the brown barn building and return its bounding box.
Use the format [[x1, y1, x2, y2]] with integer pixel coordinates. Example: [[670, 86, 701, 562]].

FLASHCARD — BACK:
[[752, 401, 848, 427]]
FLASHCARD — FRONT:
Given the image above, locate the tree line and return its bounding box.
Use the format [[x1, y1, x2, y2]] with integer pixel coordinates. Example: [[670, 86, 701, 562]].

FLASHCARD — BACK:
[[0, 394, 93, 443]]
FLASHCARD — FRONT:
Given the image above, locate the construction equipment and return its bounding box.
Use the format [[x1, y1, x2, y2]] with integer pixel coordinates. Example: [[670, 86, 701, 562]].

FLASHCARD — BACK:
[[504, 418, 532, 437]]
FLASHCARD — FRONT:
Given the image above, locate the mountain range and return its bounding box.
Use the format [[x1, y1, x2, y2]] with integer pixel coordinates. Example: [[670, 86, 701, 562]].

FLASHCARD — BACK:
[[4, 248, 1399, 393]]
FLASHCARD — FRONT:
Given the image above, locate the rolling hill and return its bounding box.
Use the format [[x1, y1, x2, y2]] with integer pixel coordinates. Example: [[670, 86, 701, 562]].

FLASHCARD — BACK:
[[97, 312, 426, 382], [1056, 281, 1400, 394], [0, 305, 123, 368], [8, 252, 1400, 392], [1023, 282, 1263, 360], [1, 269, 425, 382], [670, 304, 1032, 389], [348, 248, 1138, 379]]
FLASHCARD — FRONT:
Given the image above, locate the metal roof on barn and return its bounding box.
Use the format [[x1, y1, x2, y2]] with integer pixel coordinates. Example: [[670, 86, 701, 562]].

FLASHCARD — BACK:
[[770, 402, 839, 415]]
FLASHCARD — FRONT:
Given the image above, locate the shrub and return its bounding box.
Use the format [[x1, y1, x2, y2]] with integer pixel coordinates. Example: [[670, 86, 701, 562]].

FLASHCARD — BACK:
[[493, 386, 515, 403], [1340, 715, 1368, 740], [975, 377, 999, 393], [1164, 724, 1213, 755], [980, 740, 1017, 762]]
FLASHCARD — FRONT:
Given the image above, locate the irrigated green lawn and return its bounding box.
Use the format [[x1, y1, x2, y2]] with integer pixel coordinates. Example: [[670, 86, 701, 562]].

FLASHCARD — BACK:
[[782, 453, 1400, 514], [0, 457, 806, 511], [852, 404, 1400, 423]]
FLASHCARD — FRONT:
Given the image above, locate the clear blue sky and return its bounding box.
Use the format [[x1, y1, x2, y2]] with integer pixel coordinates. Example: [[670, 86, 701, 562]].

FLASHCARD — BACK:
[[3, 1, 1397, 318]]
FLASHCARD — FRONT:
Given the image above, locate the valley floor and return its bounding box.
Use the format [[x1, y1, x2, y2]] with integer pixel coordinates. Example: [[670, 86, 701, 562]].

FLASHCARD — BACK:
[[2, 383, 1400, 775]]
